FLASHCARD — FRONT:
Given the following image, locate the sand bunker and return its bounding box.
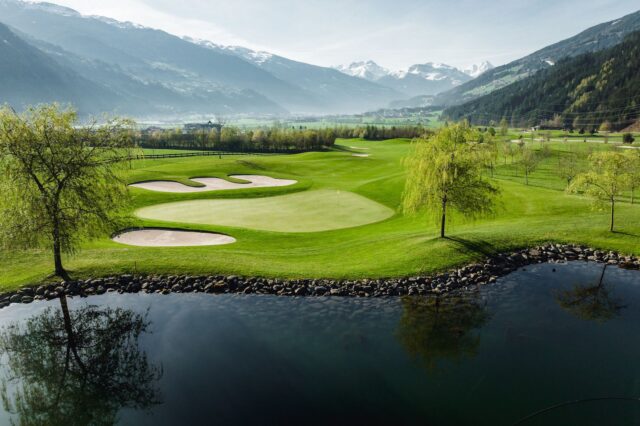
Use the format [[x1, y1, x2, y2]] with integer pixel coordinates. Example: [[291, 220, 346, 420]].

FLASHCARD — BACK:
[[130, 175, 297, 193], [352, 153, 370, 158], [113, 229, 236, 247], [349, 146, 370, 150]]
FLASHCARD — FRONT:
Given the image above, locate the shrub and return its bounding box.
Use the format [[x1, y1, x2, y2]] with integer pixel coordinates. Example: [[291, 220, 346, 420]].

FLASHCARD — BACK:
[[623, 133, 636, 144]]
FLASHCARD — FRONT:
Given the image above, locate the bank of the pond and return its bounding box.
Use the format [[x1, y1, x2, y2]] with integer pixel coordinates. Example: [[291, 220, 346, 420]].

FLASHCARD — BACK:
[[2, 244, 638, 307]]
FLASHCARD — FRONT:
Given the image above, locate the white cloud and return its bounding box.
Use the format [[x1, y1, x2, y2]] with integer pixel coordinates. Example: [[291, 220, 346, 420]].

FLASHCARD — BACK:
[[47, 0, 640, 69]]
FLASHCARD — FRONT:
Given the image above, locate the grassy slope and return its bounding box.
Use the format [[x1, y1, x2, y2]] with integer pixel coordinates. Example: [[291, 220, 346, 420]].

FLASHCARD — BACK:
[[1, 138, 638, 289]]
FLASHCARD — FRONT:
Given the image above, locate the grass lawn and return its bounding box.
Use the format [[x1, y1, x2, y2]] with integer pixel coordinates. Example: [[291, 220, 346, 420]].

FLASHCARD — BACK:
[[136, 189, 394, 233], [1, 138, 638, 289]]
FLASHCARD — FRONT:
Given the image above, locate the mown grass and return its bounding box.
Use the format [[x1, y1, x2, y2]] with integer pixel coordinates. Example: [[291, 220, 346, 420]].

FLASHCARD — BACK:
[[1, 138, 638, 289], [136, 189, 395, 233]]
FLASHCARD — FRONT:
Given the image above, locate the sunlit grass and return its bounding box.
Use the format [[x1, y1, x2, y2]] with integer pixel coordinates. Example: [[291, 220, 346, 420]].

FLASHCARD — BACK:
[[1, 138, 638, 289]]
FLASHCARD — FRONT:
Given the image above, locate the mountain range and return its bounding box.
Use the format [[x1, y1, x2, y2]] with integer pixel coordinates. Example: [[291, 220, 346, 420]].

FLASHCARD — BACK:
[[334, 61, 493, 97], [0, 0, 406, 117], [0, 0, 638, 120]]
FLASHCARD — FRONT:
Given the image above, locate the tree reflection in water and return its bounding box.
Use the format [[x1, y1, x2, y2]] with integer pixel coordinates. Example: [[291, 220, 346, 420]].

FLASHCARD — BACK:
[[0, 295, 162, 426], [396, 291, 489, 372], [556, 264, 627, 322]]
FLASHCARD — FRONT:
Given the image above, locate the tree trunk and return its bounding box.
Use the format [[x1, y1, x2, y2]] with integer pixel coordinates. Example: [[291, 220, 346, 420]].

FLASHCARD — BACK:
[[525, 169, 528, 185], [598, 264, 608, 288], [52, 223, 67, 279], [440, 197, 447, 238], [610, 198, 615, 232], [59, 295, 87, 373]]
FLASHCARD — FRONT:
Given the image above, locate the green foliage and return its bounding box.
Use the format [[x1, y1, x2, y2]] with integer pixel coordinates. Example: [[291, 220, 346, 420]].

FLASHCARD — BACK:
[[0, 104, 135, 276], [626, 149, 640, 204], [138, 124, 429, 153], [499, 118, 509, 137], [445, 31, 640, 131], [623, 133, 636, 144], [557, 150, 583, 187], [520, 145, 540, 185], [1, 138, 640, 288], [402, 122, 499, 237], [569, 151, 631, 231]]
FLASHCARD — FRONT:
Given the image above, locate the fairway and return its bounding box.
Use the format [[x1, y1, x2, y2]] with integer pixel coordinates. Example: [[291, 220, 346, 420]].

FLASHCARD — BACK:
[[1, 138, 639, 288], [135, 189, 396, 233]]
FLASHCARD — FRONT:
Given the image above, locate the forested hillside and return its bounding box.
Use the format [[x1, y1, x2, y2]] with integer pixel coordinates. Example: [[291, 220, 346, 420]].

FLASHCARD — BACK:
[[434, 10, 640, 107], [444, 31, 640, 131]]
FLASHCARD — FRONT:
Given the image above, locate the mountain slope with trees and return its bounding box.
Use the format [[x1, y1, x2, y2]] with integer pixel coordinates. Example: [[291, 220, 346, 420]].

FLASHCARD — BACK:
[[434, 10, 640, 107], [0, 0, 401, 115], [0, 22, 124, 113], [0, 22, 284, 115], [444, 31, 640, 131]]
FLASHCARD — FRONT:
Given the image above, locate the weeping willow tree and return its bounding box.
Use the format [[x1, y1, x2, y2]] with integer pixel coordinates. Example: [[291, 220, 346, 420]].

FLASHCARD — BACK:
[[402, 122, 499, 238], [0, 104, 135, 278]]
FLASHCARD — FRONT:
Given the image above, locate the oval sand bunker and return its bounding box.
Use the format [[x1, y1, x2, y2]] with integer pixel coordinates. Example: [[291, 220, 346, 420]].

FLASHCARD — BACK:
[[113, 229, 236, 247], [130, 175, 297, 193]]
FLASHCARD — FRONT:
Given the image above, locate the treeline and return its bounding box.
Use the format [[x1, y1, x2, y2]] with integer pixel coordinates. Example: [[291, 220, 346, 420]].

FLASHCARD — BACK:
[[137, 125, 428, 152], [444, 31, 640, 132], [333, 124, 429, 140]]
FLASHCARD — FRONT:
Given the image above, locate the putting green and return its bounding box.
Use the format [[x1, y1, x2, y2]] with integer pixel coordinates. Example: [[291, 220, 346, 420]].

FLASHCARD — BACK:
[[136, 189, 395, 233]]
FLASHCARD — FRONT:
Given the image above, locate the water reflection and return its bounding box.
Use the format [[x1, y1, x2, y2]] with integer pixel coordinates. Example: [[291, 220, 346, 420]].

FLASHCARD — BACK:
[[396, 291, 489, 371], [556, 264, 627, 322], [0, 295, 162, 426]]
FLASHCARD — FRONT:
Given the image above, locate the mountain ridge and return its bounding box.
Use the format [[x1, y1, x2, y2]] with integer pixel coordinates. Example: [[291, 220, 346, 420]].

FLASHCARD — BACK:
[[0, 0, 402, 115], [433, 9, 640, 106], [443, 30, 640, 131]]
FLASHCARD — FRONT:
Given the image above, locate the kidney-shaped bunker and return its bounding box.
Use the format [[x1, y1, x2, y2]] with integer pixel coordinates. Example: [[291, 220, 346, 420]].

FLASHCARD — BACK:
[[113, 229, 236, 247]]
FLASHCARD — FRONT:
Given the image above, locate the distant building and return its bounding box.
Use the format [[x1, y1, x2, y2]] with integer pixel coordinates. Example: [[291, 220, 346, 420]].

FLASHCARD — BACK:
[[142, 126, 164, 134], [184, 120, 223, 133]]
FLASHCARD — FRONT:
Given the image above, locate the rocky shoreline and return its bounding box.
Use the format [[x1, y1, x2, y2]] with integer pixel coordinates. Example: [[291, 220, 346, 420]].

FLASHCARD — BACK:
[[2, 243, 639, 307]]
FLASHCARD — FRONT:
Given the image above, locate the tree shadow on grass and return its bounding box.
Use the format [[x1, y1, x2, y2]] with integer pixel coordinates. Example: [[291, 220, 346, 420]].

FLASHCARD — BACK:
[[444, 236, 499, 258], [235, 159, 267, 170], [332, 145, 362, 154], [611, 230, 640, 238]]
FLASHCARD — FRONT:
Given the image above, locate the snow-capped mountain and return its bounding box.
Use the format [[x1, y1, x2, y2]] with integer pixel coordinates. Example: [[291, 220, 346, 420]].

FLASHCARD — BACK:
[[335, 61, 473, 96], [334, 61, 390, 81], [186, 40, 402, 113], [0, 0, 402, 116], [183, 38, 276, 65], [392, 63, 470, 85], [463, 61, 494, 78]]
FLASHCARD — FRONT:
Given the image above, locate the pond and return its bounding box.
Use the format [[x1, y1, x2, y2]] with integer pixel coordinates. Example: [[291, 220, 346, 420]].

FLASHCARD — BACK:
[[0, 262, 638, 425]]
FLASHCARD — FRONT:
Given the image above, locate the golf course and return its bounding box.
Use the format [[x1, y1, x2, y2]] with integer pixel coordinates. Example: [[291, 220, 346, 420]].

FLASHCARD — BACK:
[[1, 137, 639, 289]]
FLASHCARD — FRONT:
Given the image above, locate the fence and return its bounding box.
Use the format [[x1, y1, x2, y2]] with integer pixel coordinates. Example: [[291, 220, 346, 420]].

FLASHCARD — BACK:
[[130, 151, 258, 160]]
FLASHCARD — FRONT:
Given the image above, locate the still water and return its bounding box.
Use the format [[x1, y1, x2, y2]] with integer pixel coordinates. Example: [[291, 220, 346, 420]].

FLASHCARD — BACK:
[[0, 262, 638, 425]]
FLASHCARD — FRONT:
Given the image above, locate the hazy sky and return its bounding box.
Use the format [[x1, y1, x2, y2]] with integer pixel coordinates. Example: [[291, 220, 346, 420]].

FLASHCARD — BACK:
[[49, 0, 639, 70]]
